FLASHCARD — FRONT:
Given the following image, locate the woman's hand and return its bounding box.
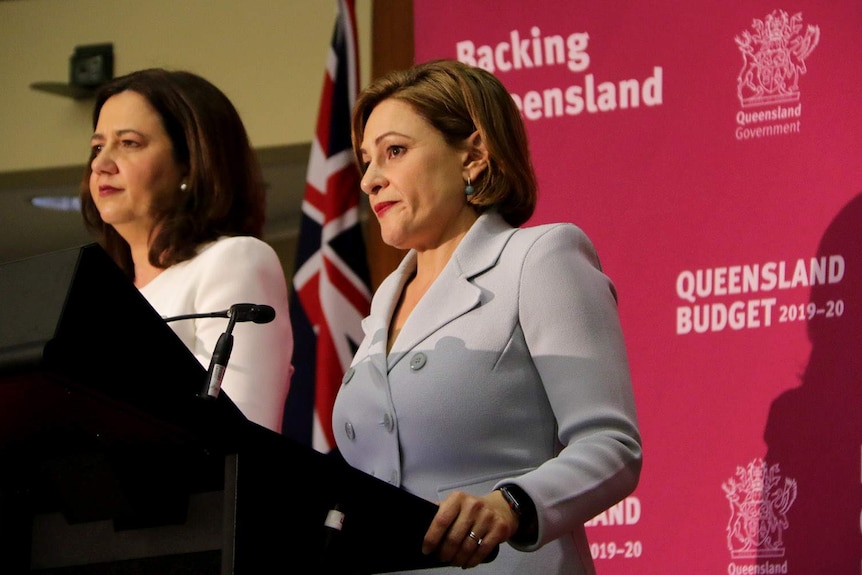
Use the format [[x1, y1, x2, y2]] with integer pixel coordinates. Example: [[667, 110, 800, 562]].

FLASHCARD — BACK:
[[422, 489, 519, 569]]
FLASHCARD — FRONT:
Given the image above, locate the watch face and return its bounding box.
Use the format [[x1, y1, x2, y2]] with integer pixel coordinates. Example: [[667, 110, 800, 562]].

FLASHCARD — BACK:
[[501, 486, 521, 515]]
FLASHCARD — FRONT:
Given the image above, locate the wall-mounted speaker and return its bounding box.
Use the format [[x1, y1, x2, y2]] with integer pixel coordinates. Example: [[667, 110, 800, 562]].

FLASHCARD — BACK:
[[69, 43, 114, 88]]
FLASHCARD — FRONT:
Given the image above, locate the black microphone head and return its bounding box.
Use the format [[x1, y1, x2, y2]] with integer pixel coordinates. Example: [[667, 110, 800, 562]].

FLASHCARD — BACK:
[[249, 304, 276, 324], [230, 303, 276, 324]]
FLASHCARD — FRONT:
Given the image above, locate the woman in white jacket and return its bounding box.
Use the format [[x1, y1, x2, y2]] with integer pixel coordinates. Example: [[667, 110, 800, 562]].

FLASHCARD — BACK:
[[81, 68, 293, 432]]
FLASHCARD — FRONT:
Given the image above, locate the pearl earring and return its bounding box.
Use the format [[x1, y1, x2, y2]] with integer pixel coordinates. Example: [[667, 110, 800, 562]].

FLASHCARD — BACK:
[[180, 182, 188, 191]]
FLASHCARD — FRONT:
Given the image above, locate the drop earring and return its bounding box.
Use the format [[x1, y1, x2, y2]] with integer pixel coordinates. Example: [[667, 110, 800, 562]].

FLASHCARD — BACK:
[[465, 177, 475, 196]]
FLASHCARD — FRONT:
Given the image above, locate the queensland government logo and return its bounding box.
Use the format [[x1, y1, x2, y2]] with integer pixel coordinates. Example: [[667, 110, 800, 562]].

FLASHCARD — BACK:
[[733, 10, 819, 141], [735, 10, 819, 107], [722, 458, 797, 560]]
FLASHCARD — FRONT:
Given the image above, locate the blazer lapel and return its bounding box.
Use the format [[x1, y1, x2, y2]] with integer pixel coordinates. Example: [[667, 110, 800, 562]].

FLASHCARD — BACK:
[[387, 211, 516, 370], [364, 252, 417, 375]]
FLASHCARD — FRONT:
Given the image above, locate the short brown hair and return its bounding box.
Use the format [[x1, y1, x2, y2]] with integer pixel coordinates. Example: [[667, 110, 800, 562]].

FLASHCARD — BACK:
[[80, 68, 265, 279], [351, 59, 537, 227]]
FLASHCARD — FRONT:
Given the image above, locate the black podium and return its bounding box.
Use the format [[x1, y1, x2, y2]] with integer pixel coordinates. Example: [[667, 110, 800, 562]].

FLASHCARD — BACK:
[[0, 244, 471, 574]]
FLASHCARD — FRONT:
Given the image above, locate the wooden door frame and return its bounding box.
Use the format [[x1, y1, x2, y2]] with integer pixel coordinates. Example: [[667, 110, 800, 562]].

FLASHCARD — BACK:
[[364, 0, 414, 290]]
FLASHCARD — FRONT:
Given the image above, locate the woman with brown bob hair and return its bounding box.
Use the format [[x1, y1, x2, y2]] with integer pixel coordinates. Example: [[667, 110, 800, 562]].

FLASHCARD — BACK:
[[332, 59, 642, 573], [81, 68, 293, 432], [351, 59, 537, 229]]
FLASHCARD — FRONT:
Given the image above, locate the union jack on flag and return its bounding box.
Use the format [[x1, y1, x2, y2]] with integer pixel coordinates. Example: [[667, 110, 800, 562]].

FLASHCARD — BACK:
[[283, 0, 370, 452]]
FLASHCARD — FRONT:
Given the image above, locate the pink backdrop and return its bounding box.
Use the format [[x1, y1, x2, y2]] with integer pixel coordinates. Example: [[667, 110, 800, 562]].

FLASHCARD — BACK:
[[415, 2, 861, 572]]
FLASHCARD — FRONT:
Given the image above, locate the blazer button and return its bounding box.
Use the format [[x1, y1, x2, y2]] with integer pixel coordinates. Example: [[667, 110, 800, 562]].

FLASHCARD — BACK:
[[342, 367, 355, 385], [409, 352, 427, 370], [344, 421, 355, 440]]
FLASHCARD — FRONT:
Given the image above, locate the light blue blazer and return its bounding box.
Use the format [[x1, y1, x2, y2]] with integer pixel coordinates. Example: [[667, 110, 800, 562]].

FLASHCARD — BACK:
[[332, 211, 642, 574]]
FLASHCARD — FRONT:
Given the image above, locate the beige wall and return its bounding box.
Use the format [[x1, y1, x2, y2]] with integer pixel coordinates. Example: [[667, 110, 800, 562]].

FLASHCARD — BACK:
[[0, 0, 372, 173]]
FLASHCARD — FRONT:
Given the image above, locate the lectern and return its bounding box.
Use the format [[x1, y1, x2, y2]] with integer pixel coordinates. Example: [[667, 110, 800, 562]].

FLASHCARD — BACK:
[[0, 244, 475, 574]]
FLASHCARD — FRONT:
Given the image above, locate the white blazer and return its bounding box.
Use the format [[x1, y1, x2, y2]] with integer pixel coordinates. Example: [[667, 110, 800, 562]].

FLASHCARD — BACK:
[[332, 211, 642, 574], [141, 236, 294, 432]]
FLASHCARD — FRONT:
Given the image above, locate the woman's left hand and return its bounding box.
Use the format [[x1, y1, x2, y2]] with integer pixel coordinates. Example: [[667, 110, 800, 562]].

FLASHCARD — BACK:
[[421, 489, 518, 568]]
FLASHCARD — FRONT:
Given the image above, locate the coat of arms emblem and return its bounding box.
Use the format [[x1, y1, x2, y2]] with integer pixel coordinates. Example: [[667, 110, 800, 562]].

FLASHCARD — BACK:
[[735, 10, 819, 108]]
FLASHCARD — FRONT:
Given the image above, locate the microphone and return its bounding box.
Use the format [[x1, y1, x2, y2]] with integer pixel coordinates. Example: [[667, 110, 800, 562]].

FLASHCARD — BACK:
[[323, 503, 345, 548], [319, 502, 347, 571], [163, 303, 276, 324], [162, 303, 276, 399]]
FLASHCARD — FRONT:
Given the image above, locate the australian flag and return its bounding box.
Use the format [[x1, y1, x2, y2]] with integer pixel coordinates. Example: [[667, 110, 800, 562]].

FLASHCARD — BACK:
[[283, 0, 370, 452]]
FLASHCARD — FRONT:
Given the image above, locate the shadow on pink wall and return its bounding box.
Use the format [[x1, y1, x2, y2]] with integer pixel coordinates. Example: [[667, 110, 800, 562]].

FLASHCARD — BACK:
[[761, 192, 862, 572]]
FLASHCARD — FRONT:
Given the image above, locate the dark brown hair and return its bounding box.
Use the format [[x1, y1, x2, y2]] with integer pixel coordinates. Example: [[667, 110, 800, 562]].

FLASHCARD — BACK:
[[80, 68, 265, 279], [351, 59, 537, 227]]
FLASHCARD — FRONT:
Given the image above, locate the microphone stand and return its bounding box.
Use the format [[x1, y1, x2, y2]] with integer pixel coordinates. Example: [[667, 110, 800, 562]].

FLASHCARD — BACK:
[[162, 303, 276, 400], [200, 309, 238, 400]]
